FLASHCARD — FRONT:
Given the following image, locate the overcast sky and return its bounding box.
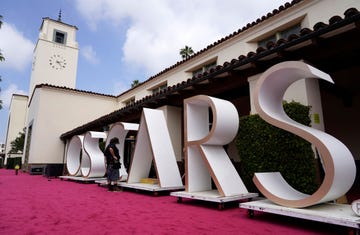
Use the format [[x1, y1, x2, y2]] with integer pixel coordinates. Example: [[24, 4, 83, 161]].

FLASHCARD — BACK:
[[0, 0, 289, 143]]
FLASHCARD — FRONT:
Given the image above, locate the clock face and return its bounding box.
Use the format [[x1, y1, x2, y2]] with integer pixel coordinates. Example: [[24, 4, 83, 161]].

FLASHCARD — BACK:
[[49, 54, 67, 70]]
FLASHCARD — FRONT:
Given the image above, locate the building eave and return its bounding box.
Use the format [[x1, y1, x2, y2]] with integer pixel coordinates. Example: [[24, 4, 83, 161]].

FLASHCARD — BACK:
[[28, 83, 115, 107]]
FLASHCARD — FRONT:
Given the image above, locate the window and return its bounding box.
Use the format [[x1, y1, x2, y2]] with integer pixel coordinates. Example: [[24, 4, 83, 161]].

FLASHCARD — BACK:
[[192, 61, 217, 77], [124, 97, 135, 106], [192, 68, 203, 78], [53, 30, 67, 44], [258, 24, 301, 48], [258, 35, 277, 49], [151, 83, 167, 95], [204, 62, 217, 72]]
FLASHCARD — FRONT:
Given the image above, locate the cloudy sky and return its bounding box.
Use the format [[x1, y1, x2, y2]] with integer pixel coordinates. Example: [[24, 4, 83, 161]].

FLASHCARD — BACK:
[[0, 0, 289, 143]]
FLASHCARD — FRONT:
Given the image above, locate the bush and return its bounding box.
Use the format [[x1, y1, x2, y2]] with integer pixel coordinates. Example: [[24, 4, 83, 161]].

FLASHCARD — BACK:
[[236, 101, 318, 194]]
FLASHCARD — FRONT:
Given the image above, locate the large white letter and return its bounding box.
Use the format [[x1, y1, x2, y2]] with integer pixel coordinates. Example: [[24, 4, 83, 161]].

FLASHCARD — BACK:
[[253, 61, 356, 208], [127, 108, 183, 188], [184, 95, 248, 196], [65, 135, 83, 176], [106, 122, 139, 181], [82, 131, 107, 178]]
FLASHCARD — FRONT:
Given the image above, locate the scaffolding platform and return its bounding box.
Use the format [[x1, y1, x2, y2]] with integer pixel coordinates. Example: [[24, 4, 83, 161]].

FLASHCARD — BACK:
[[171, 190, 258, 209], [240, 199, 360, 232], [59, 175, 106, 183], [118, 182, 185, 195]]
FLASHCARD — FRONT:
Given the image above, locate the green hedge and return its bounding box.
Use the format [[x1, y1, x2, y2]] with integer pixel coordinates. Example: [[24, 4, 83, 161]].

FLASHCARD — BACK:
[[236, 101, 318, 194]]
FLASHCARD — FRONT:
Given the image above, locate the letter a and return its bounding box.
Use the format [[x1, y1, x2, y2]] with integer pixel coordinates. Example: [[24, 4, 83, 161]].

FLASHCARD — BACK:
[[127, 108, 183, 188]]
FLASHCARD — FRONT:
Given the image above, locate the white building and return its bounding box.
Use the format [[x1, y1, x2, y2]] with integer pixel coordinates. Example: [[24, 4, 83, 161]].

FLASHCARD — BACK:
[[4, 0, 360, 175], [5, 17, 119, 172], [3, 94, 28, 165]]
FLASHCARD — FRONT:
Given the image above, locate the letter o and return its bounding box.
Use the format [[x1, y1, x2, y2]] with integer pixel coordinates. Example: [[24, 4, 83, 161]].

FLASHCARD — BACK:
[[66, 135, 83, 176]]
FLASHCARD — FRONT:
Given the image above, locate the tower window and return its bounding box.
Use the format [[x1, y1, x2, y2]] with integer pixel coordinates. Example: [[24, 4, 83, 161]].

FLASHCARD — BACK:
[[53, 30, 67, 44]]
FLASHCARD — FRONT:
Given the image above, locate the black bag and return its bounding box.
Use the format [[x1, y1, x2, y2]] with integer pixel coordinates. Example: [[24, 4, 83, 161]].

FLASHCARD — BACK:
[[112, 161, 121, 169]]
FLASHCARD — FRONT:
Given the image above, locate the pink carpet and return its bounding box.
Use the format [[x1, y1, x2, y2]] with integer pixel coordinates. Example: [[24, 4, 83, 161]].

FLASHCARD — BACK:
[[0, 169, 350, 234]]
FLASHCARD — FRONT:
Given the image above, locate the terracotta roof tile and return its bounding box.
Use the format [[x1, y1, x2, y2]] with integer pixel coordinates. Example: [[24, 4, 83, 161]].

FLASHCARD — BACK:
[[265, 41, 276, 49], [314, 22, 328, 31], [345, 7, 359, 17], [287, 33, 300, 41], [238, 55, 247, 61], [275, 38, 288, 47], [256, 47, 267, 54], [299, 28, 313, 36], [329, 15, 343, 24], [247, 51, 256, 58]]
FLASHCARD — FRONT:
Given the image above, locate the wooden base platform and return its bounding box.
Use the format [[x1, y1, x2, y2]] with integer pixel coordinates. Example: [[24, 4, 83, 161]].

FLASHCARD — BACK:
[[240, 199, 360, 232], [59, 175, 106, 183], [171, 190, 258, 209], [118, 182, 185, 195]]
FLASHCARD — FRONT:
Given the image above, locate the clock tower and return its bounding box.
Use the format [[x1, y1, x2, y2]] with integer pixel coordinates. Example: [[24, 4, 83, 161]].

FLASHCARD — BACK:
[[29, 14, 78, 96]]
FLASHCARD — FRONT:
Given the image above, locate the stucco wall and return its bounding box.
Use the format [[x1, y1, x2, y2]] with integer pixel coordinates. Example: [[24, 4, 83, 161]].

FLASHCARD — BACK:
[[4, 95, 28, 164], [26, 87, 117, 164], [29, 40, 79, 96]]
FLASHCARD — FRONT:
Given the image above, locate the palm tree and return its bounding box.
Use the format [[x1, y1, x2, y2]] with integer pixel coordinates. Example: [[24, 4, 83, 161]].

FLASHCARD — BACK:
[[131, 79, 140, 88], [179, 46, 194, 60]]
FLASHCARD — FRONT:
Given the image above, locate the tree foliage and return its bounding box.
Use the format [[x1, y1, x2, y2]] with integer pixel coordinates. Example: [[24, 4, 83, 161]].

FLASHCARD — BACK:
[[179, 45, 194, 60], [131, 79, 140, 88], [9, 128, 26, 154]]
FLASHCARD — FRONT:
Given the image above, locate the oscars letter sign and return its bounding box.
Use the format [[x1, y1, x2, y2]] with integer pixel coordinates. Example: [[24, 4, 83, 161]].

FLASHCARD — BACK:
[[105, 122, 139, 181], [184, 95, 249, 196], [253, 61, 356, 208], [66, 135, 84, 176], [82, 131, 107, 178]]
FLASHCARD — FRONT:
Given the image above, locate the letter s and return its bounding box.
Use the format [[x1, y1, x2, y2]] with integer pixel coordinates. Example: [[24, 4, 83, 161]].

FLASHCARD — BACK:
[[253, 61, 356, 208]]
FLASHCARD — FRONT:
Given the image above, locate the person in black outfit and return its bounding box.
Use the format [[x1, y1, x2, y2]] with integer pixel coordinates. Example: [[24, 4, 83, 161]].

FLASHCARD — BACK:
[[104, 137, 121, 192]]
